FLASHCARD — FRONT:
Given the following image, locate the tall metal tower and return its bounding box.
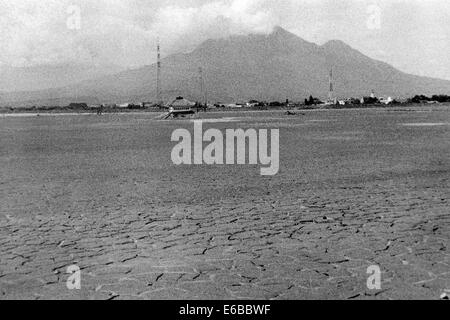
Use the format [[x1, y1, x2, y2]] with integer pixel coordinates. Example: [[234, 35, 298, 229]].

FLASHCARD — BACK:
[[156, 38, 162, 106], [328, 67, 334, 102]]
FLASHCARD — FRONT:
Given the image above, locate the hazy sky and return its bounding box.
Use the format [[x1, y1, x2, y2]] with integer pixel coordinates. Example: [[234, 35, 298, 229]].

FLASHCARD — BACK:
[[0, 0, 449, 80]]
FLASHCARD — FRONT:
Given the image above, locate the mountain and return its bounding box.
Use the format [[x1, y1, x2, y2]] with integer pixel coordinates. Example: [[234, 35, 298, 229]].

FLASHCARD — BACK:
[[2, 26, 450, 106]]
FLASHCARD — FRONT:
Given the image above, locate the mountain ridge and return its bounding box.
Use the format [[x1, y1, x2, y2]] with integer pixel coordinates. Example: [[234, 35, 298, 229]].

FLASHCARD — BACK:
[[1, 26, 450, 106]]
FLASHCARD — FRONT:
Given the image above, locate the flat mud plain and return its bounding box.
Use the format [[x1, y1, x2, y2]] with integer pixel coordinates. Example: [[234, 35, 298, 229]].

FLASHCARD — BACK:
[[0, 107, 449, 299]]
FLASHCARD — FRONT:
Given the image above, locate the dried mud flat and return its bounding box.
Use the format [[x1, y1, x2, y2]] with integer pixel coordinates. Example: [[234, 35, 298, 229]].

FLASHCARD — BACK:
[[0, 108, 449, 300]]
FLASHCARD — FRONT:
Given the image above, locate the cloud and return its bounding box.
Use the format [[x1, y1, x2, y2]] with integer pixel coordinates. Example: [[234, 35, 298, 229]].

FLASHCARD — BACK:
[[150, 0, 277, 55], [0, 0, 449, 80], [0, 0, 278, 67]]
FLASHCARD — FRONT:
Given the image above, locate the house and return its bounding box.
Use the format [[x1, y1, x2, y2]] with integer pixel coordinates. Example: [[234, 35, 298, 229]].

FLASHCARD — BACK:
[[165, 96, 196, 117], [168, 97, 196, 110], [379, 97, 394, 105], [246, 100, 259, 108]]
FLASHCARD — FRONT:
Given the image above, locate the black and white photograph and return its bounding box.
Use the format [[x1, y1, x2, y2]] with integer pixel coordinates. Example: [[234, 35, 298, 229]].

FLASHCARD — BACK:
[[0, 0, 449, 306]]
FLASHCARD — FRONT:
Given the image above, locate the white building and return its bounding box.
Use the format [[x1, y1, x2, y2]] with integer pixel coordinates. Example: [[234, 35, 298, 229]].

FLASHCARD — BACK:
[[380, 97, 393, 105]]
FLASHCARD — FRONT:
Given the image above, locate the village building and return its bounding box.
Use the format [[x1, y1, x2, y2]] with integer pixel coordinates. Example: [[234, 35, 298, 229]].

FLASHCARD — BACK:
[[167, 96, 196, 111]]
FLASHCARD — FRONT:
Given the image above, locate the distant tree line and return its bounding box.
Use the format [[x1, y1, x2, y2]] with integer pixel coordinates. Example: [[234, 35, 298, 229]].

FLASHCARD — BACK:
[[408, 95, 450, 103]]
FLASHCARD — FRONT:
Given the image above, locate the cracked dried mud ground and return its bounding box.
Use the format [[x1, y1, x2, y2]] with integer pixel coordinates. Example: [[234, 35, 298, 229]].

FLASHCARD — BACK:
[[0, 108, 449, 300]]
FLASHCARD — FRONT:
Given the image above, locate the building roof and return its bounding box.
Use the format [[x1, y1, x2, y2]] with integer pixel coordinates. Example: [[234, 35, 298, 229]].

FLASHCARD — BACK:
[[168, 97, 196, 108]]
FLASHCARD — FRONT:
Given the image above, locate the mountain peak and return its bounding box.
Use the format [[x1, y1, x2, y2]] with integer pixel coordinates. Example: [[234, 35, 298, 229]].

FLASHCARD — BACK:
[[194, 26, 307, 54], [272, 26, 288, 33], [264, 26, 319, 53], [269, 26, 298, 39]]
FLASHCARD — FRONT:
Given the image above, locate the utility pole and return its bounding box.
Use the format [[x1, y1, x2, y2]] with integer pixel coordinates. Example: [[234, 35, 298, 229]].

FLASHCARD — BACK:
[[199, 67, 205, 106], [204, 81, 208, 107]]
